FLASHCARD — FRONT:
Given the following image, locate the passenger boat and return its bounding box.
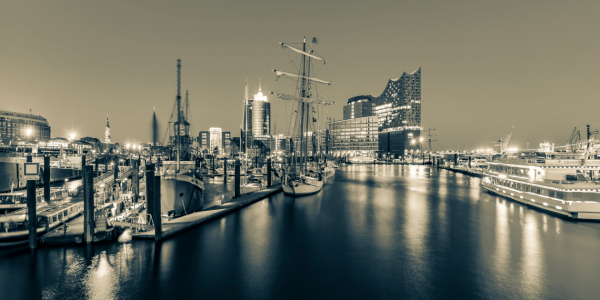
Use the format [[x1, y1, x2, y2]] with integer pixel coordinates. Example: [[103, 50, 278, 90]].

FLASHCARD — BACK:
[[272, 37, 333, 196], [482, 150, 600, 220], [0, 187, 68, 213], [0, 201, 83, 243]]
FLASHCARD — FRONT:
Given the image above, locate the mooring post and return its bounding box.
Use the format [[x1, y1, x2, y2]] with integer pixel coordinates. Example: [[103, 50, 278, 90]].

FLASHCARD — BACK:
[[146, 164, 155, 224], [234, 159, 240, 198], [43, 156, 50, 203], [132, 159, 139, 203], [468, 156, 472, 169], [267, 158, 272, 187], [26, 155, 37, 249], [83, 165, 94, 243], [113, 156, 119, 181], [223, 158, 228, 183], [154, 174, 162, 242]]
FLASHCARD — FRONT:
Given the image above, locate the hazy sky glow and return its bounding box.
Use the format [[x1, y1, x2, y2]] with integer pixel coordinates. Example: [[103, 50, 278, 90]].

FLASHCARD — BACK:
[[2, 0, 600, 151]]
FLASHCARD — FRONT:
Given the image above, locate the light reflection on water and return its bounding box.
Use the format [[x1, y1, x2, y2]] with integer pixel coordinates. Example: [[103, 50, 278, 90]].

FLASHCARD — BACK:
[[2, 165, 600, 299]]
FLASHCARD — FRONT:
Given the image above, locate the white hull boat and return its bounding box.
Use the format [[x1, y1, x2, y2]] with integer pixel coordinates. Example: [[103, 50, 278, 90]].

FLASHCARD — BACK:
[[283, 175, 323, 196]]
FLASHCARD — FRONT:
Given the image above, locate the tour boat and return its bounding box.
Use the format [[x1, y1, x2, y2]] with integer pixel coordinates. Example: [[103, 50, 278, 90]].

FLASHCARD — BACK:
[[0, 202, 83, 244], [482, 149, 600, 220]]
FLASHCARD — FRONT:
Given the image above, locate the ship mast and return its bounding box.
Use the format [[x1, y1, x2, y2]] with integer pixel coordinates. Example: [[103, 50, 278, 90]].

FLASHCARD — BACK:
[[299, 37, 306, 175], [176, 59, 181, 171], [272, 37, 334, 175]]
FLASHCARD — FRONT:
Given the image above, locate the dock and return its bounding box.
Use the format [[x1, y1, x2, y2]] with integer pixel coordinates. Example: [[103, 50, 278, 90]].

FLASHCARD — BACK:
[[439, 166, 484, 178], [132, 183, 282, 240], [40, 215, 120, 245]]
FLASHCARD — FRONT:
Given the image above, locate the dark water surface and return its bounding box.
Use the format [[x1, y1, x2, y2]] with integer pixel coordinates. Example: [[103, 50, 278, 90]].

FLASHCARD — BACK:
[[2, 165, 600, 299]]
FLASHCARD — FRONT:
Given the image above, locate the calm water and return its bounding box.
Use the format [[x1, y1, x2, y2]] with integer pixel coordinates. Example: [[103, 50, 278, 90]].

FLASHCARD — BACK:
[[2, 165, 600, 299]]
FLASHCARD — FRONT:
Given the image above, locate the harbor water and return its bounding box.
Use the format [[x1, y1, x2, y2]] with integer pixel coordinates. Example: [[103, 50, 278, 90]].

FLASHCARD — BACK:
[[2, 165, 600, 299]]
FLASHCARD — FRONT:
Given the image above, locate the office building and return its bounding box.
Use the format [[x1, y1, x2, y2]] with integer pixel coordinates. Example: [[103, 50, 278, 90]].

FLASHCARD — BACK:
[[209, 127, 222, 155], [329, 116, 379, 158], [242, 79, 271, 152], [198, 131, 209, 152], [0, 110, 51, 144], [343, 96, 374, 120]]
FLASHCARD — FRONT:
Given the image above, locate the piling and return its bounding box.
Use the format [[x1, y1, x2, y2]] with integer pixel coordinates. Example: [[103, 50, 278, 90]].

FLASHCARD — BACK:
[[146, 164, 155, 223], [132, 159, 139, 203], [267, 158, 272, 187], [43, 156, 50, 203], [154, 174, 162, 242], [468, 156, 472, 168], [113, 156, 119, 182], [27, 155, 37, 249], [234, 159, 240, 198], [83, 165, 94, 243], [223, 158, 228, 183], [453, 154, 458, 166]]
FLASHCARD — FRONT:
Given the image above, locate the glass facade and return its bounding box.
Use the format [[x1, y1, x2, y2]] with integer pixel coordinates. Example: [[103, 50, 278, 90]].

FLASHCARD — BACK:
[[251, 100, 270, 137], [329, 116, 379, 157]]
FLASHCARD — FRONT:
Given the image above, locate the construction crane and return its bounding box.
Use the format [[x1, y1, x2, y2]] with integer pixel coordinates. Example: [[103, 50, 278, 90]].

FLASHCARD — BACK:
[[566, 127, 581, 152], [490, 126, 514, 154]]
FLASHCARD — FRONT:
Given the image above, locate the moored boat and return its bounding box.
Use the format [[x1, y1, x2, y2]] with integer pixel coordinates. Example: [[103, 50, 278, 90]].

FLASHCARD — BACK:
[[482, 149, 600, 220]]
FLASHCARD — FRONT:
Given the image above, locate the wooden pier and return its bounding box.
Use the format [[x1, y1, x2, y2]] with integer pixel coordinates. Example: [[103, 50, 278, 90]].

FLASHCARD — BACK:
[[132, 183, 282, 240]]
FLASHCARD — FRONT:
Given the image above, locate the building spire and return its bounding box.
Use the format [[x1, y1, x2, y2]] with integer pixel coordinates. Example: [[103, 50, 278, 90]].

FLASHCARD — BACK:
[[106, 114, 109, 127], [244, 73, 249, 101]]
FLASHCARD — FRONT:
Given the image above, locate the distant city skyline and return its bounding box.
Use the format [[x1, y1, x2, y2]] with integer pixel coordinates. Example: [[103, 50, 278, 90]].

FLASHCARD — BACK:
[[2, 1, 600, 151]]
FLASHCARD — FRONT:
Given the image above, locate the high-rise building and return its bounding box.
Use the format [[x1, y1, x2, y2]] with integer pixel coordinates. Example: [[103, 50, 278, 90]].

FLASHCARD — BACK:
[[242, 78, 271, 153], [0, 110, 51, 144], [251, 80, 270, 138], [104, 115, 111, 144]]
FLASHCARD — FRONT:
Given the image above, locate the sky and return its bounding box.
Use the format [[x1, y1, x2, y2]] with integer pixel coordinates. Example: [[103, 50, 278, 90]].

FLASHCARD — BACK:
[[2, 0, 600, 151]]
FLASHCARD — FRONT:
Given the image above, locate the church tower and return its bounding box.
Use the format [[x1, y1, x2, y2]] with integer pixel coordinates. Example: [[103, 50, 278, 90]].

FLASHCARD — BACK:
[[104, 115, 111, 144]]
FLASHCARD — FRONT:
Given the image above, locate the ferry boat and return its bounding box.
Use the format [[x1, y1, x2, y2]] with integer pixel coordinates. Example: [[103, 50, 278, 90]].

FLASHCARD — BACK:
[[482, 152, 600, 220], [0, 187, 68, 213], [0, 201, 83, 244]]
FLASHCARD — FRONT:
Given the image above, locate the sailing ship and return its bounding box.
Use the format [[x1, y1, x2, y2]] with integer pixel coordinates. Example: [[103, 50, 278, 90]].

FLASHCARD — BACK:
[[159, 60, 204, 217], [272, 37, 334, 196]]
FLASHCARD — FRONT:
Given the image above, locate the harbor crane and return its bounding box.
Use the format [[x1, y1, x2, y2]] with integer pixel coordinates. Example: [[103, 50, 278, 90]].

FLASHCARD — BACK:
[[490, 126, 514, 154]]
